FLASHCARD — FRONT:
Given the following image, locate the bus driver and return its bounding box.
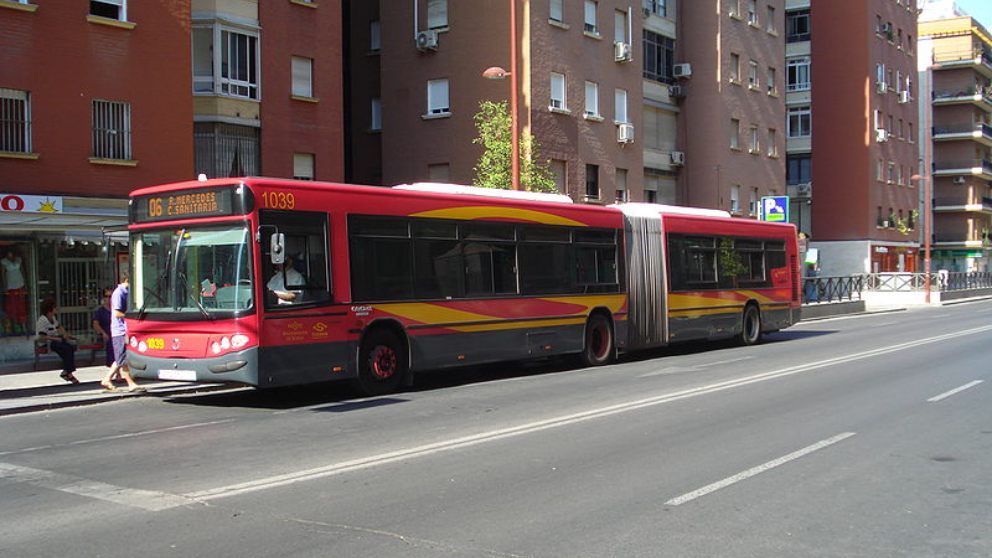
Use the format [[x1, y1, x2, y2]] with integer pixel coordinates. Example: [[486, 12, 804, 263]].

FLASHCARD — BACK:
[[267, 256, 304, 304]]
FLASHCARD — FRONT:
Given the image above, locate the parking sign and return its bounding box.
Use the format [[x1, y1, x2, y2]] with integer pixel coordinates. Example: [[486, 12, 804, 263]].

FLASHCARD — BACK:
[[759, 196, 789, 223]]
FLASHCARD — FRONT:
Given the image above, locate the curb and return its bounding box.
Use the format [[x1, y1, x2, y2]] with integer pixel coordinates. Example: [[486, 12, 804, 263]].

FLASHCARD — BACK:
[[0, 382, 234, 417]]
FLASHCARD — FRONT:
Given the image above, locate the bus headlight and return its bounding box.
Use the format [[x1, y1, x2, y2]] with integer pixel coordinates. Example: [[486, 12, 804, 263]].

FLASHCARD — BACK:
[[211, 341, 222, 354], [231, 334, 249, 348], [129, 336, 138, 348], [138, 341, 148, 352], [220, 337, 231, 350]]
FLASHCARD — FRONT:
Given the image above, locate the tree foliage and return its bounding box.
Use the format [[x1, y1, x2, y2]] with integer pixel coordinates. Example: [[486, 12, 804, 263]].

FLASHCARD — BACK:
[[472, 101, 558, 193]]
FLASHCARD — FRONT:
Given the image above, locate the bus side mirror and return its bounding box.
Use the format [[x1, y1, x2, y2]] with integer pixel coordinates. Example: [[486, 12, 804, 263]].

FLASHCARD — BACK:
[[270, 233, 285, 265]]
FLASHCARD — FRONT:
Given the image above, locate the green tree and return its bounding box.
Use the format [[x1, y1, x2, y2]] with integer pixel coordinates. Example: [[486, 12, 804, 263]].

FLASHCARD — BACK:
[[472, 100, 558, 193]]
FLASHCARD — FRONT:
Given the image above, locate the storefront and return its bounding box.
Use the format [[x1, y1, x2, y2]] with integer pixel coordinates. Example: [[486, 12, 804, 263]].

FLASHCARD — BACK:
[[0, 194, 127, 364], [870, 244, 919, 273]]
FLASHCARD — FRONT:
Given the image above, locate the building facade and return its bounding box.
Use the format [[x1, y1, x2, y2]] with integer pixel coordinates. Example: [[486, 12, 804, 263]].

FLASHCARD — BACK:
[[809, 0, 920, 274], [0, 0, 344, 364], [920, 2, 992, 272], [347, 0, 645, 202]]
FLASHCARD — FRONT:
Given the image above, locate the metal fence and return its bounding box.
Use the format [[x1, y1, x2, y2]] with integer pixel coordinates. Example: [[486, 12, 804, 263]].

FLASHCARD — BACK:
[[802, 272, 992, 304]]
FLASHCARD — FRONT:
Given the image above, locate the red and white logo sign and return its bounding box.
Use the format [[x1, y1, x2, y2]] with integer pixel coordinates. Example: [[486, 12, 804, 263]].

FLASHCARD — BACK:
[[0, 194, 63, 214]]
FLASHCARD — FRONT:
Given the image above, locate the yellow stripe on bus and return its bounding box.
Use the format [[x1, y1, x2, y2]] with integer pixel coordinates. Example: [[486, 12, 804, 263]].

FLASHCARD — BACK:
[[409, 206, 588, 226]]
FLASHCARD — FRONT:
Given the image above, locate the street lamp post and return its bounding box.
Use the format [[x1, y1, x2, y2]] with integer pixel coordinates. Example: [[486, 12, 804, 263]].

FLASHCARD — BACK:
[[912, 68, 933, 304], [481, 0, 520, 191]]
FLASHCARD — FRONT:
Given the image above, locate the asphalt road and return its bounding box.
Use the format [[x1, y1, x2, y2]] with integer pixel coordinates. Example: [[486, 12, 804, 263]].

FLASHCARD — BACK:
[[2, 302, 990, 557]]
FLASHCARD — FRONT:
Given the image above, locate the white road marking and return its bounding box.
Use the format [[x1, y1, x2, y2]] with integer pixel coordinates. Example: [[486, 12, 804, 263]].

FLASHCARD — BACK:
[[0, 462, 193, 511], [927, 380, 984, 403], [664, 432, 857, 506], [187, 325, 992, 503], [0, 419, 236, 457]]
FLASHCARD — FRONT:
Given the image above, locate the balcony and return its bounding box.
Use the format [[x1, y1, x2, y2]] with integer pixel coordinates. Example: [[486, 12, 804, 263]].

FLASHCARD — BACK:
[[932, 122, 992, 146], [933, 195, 992, 213], [933, 48, 992, 78], [931, 86, 992, 109], [933, 158, 992, 179]]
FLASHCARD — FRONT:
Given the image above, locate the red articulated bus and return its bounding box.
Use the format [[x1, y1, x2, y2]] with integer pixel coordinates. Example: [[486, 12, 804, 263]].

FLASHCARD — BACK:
[[125, 177, 800, 395]]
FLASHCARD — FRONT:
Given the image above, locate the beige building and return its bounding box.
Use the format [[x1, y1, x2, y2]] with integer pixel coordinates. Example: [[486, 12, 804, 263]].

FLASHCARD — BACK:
[[920, 1, 992, 272]]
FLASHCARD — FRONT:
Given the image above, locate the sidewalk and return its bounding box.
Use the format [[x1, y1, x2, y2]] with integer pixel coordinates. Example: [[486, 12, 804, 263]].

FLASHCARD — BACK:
[[0, 363, 230, 417]]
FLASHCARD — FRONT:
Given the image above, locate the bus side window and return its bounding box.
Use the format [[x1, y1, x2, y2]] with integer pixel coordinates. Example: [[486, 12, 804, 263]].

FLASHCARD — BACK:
[[260, 209, 332, 308]]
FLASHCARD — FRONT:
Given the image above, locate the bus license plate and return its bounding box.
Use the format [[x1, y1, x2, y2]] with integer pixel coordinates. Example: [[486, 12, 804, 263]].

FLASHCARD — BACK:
[[159, 369, 196, 382]]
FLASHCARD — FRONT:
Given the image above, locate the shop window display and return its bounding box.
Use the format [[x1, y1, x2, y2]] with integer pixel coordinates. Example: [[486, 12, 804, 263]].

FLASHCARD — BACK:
[[1, 243, 31, 336]]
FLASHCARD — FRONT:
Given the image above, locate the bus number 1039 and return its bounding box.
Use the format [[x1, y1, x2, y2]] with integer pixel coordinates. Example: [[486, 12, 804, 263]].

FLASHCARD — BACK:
[[261, 191, 296, 210]]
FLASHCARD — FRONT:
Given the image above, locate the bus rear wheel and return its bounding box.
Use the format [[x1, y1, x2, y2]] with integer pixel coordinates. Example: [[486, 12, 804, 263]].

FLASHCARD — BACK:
[[355, 329, 407, 396], [739, 305, 762, 346], [580, 314, 615, 367]]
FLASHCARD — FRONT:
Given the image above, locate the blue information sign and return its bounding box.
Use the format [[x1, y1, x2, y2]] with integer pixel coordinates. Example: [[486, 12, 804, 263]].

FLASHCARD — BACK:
[[759, 196, 789, 223]]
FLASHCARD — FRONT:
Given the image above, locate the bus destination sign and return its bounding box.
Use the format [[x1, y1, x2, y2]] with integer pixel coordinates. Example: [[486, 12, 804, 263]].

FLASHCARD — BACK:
[[133, 187, 240, 223]]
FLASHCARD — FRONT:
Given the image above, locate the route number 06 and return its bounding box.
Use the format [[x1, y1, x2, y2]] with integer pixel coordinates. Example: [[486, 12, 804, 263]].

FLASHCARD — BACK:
[[262, 191, 296, 210]]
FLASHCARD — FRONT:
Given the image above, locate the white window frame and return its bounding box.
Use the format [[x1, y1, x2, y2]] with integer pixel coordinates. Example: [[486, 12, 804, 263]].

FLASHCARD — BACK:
[[0, 88, 31, 154], [730, 118, 741, 149], [293, 153, 315, 181], [614, 88, 628, 124], [746, 0, 757, 25], [767, 128, 778, 157], [748, 125, 759, 153], [749, 188, 758, 216], [584, 81, 600, 118], [787, 57, 811, 92], [731, 185, 741, 212], [90, 0, 127, 22], [291, 56, 313, 98], [192, 23, 261, 100], [614, 10, 627, 43], [747, 59, 759, 89], [787, 106, 811, 138], [550, 72, 567, 110], [427, 0, 448, 30], [427, 78, 450, 115], [584, 0, 598, 34], [730, 53, 740, 83], [550, 0, 564, 22], [91, 99, 132, 160], [371, 98, 382, 131]]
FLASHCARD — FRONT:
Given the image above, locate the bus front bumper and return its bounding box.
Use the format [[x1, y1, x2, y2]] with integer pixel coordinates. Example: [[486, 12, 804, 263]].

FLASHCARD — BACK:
[[128, 347, 260, 386]]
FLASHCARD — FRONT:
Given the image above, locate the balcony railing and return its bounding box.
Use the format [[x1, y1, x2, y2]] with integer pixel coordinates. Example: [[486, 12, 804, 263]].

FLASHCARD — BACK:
[[932, 85, 992, 101], [932, 122, 992, 137], [933, 158, 992, 173], [933, 47, 992, 68], [932, 195, 992, 209]]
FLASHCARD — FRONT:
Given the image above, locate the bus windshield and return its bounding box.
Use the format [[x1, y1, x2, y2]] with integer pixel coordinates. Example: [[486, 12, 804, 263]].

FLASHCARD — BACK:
[[130, 225, 254, 317]]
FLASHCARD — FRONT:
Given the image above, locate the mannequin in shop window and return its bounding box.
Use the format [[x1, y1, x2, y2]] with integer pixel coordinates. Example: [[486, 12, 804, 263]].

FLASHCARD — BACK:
[[2, 250, 28, 334]]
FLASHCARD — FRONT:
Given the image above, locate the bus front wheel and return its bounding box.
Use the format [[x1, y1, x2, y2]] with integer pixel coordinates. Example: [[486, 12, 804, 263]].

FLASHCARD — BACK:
[[580, 314, 615, 367], [355, 329, 407, 396], [739, 305, 762, 346]]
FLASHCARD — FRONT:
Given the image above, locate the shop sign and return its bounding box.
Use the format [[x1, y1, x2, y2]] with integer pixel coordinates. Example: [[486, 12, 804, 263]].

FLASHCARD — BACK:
[[0, 194, 63, 213]]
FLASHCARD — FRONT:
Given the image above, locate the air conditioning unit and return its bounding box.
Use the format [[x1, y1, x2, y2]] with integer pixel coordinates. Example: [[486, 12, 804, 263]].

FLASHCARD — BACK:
[[673, 63, 692, 79], [876, 80, 887, 94], [670, 151, 685, 165], [953, 176, 967, 185], [668, 84, 685, 98], [614, 41, 632, 62], [899, 90, 911, 103], [415, 30, 439, 51], [880, 22, 892, 34], [643, 7, 651, 17], [796, 182, 812, 196], [617, 123, 635, 144], [876, 128, 889, 142]]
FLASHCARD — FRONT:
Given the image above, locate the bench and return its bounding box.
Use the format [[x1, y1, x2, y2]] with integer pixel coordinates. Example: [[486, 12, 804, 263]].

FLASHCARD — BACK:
[[33, 338, 104, 370]]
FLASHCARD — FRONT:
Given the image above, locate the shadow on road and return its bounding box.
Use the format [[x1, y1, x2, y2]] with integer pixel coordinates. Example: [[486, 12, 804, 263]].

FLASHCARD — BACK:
[[161, 329, 836, 412]]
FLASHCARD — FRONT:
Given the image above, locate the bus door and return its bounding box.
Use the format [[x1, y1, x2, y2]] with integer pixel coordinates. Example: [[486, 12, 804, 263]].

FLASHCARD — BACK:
[[257, 209, 349, 385]]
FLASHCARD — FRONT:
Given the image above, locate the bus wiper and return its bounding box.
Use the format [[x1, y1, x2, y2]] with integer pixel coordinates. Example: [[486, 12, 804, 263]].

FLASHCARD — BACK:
[[136, 287, 168, 321], [178, 271, 213, 320]]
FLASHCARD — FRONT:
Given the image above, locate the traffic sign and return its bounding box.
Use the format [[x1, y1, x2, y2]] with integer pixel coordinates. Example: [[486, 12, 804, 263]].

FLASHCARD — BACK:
[[759, 195, 789, 223]]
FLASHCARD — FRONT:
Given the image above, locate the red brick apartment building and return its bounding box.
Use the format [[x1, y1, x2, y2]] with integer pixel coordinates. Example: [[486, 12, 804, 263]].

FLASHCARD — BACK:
[[346, 0, 784, 211], [809, 0, 920, 274], [0, 0, 344, 362], [346, 0, 645, 202]]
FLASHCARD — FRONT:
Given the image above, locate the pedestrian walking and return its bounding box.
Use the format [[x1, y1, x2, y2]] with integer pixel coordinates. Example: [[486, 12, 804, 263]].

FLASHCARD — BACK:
[[92, 287, 119, 376], [36, 298, 79, 384], [100, 273, 144, 392]]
